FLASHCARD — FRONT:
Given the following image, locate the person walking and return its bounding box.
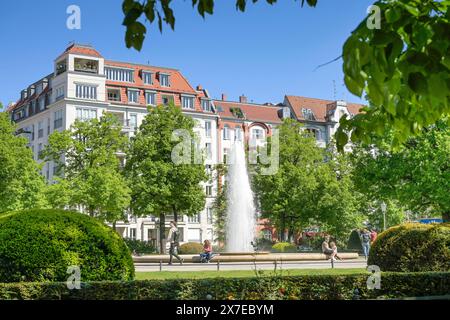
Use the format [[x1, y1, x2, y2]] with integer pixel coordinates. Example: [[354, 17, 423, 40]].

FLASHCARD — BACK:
[[167, 221, 184, 265], [360, 229, 371, 260]]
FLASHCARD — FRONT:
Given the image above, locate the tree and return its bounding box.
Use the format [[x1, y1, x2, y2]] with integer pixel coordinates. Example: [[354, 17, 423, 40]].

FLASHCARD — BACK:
[[0, 111, 47, 212], [351, 120, 450, 222], [42, 113, 131, 226], [253, 119, 364, 242], [125, 104, 207, 253], [211, 164, 227, 246], [121, 0, 450, 150]]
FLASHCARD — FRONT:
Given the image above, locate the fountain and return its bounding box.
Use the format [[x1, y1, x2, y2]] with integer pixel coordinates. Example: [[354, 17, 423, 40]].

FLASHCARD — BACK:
[[225, 141, 256, 252]]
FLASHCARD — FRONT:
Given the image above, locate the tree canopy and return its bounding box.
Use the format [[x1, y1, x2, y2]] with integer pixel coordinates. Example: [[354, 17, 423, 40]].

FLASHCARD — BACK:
[[0, 111, 47, 212]]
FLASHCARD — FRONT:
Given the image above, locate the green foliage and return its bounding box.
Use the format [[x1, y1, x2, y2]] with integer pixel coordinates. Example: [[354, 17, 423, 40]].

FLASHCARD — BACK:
[[124, 239, 157, 255], [368, 223, 450, 272], [338, 0, 450, 150], [0, 112, 47, 212], [42, 114, 131, 223], [0, 209, 134, 283], [1, 272, 449, 300], [121, 0, 317, 50], [178, 242, 204, 254], [125, 104, 207, 252], [347, 230, 362, 251], [212, 165, 227, 244], [351, 121, 450, 222], [253, 120, 365, 241], [271, 242, 297, 253]]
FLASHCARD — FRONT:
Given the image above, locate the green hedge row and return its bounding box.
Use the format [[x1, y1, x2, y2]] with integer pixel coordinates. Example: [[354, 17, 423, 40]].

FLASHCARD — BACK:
[[1, 272, 449, 300]]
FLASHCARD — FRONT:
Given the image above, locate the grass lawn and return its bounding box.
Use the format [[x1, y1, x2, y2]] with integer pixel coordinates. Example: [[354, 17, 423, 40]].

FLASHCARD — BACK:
[[135, 268, 367, 280]]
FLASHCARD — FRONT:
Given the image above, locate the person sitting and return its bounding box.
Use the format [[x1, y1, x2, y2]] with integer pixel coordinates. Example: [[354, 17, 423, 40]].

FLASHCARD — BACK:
[[321, 235, 337, 261], [200, 240, 213, 263], [329, 241, 342, 260]]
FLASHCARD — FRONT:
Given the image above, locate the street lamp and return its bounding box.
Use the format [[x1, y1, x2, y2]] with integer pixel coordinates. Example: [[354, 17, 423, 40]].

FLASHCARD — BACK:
[[380, 202, 387, 231]]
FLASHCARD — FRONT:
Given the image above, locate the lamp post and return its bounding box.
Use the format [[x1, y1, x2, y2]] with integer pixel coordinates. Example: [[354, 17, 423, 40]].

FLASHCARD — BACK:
[[381, 202, 387, 231]]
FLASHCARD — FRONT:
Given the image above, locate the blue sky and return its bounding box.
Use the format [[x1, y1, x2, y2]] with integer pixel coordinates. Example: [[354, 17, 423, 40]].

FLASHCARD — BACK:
[[0, 0, 373, 107]]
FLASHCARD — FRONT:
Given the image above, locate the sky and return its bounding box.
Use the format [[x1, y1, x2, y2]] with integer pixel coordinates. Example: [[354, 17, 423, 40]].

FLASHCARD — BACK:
[[0, 0, 374, 107]]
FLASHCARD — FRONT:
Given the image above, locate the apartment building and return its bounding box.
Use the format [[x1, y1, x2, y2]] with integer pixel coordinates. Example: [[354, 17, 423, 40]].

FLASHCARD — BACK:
[[7, 43, 363, 246]]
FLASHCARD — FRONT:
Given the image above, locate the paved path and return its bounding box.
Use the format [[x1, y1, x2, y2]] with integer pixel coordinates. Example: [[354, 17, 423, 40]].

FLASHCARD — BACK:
[[135, 258, 368, 272]]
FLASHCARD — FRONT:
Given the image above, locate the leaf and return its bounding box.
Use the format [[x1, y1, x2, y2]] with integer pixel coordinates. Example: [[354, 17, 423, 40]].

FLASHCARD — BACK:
[[408, 72, 428, 95], [344, 75, 364, 97]]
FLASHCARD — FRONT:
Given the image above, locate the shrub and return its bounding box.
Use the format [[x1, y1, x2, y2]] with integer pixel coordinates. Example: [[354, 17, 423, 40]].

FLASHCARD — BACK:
[[124, 239, 156, 255], [178, 242, 203, 254], [271, 242, 297, 253], [255, 238, 274, 251], [0, 209, 134, 283], [368, 223, 450, 272], [0, 272, 449, 300], [347, 230, 362, 251]]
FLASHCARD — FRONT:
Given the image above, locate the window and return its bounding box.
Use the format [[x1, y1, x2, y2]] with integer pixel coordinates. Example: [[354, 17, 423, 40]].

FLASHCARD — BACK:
[[105, 67, 134, 82], [181, 96, 195, 109], [54, 110, 63, 129], [235, 126, 242, 141], [159, 73, 170, 87], [205, 143, 212, 160], [188, 214, 200, 223], [223, 125, 230, 140], [302, 108, 316, 120], [129, 114, 137, 129], [76, 107, 97, 121], [145, 91, 156, 106], [206, 208, 213, 224], [127, 89, 139, 103], [107, 89, 121, 102], [37, 143, 43, 159], [162, 95, 174, 105], [206, 186, 213, 197], [223, 148, 229, 164], [252, 128, 264, 140], [201, 99, 212, 112], [56, 59, 67, 75], [75, 84, 97, 100], [129, 228, 137, 240], [205, 121, 212, 138], [55, 86, 64, 101], [142, 71, 153, 84], [74, 58, 98, 74], [39, 96, 45, 111], [38, 121, 44, 138]]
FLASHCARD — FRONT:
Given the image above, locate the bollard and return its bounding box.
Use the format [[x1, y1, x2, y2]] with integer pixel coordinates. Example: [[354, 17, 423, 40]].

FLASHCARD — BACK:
[[217, 260, 220, 271], [159, 260, 162, 271], [331, 258, 334, 269], [274, 260, 277, 271]]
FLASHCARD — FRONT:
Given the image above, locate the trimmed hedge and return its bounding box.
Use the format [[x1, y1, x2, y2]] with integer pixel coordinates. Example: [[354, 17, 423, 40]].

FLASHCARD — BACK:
[[124, 239, 156, 255], [0, 209, 134, 283], [347, 230, 362, 251], [179, 242, 204, 254], [271, 242, 297, 253], [0, 272, 449, 300], [368, 223, 450, 272]]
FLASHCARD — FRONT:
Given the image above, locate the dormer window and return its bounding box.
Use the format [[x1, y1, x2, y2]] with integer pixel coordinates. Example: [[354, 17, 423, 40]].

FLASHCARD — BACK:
[[201, 99, 212, 112], [142, 71, 153, 85], [105, 67, 134, 82], [181, 95, 195, 109], [302, 108, 316, 120], [74, 58, 99, 74], [56, 59, 67, 75], [159, 73, 170, 87]]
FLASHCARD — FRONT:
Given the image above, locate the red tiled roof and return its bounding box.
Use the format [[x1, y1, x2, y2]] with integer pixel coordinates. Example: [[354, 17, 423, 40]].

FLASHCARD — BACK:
[[214, 100, 282, 124], [57, 44, 102, 60], [285, 95, 364, 121]]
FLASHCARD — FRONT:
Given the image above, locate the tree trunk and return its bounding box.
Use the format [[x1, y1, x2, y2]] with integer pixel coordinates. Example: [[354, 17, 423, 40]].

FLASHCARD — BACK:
[[443, 211, 449, 223], [280, 214, 286, 242], [112, 221, 116, 232], [159, 213, 166, 254], [173, 206, 178, 223]]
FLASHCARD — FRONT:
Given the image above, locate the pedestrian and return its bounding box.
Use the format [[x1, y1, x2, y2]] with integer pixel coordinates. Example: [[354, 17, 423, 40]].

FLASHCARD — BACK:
[[167, 221, 184, 265], [321, 235, 337, 261], [360, 229, 371, 260], [370, 228, 378, 244]]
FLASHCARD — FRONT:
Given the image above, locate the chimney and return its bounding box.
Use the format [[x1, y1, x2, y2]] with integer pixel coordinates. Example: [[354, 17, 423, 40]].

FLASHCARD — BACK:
[[196, 84, 203, 91], [221, 93, 227, 101], [239, 95, 247, 103]]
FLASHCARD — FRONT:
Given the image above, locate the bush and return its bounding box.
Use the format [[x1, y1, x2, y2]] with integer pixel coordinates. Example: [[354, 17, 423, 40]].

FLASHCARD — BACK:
[[178, 242, 203, 254], [0, 272, 449, 300], [271, 242, 297, 253], [347, 230, 362, 251], [255, 238, 274, 251], [0, 209, 134, 283], [124, 239, 156, 255], [368, 223, 450, 272]]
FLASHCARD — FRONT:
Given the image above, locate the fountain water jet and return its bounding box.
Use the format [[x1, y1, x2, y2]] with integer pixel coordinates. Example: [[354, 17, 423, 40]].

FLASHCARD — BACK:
[[225, 141, 256, 252]]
